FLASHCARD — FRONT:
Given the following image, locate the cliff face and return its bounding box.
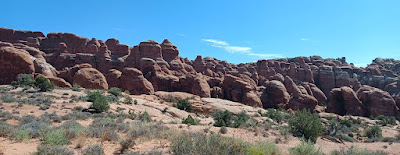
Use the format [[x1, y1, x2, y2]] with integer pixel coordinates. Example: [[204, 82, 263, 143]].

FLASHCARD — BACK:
[[1, 27, 400, 119]]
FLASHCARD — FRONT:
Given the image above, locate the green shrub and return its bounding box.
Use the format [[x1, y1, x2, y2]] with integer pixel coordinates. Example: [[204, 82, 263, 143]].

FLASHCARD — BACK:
[[330, 146, 388, 155], [213, 110, 233, 127], [262, 109, 292, 123], [14, 129, 31, 142], [364, 125, 382, 139], [134, 99, 138, 105], [247, 141, 282, 155], [123, 96, 133, 105], [71, 83, 80, 91], [16, 74, 34, 86], [89, 91, 109, 113], [182, 115, 200, 125], [231, 111, 250, 128], [0, 122, 13, 137], [34, 145, 74, 155], [170, 132, 249, 155], [34, 76, 54, 92], [108, 87, 122, 96], [173, 98, 192, 112], [289, 140, 323, 155], [376, 115, 397, 126], [82, 144, 105, 155], [340, 119, 353, 128], [120, 138, 135, 153], [139, 111, 152, 122], [289, 109, 325, 143], [44, 129, 69, 146], [1, 95, 17, 103]]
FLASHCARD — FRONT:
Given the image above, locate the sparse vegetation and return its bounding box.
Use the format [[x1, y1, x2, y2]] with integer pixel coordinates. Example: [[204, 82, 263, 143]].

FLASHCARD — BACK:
[[171, 132, 249, 155], [330, 146, 388, 155], [82, 144, 105, 155], [120, 138, 135, 153], [289, 109, 325, 143], [289, 140, 323, 155], [34, 145, 74, 155]]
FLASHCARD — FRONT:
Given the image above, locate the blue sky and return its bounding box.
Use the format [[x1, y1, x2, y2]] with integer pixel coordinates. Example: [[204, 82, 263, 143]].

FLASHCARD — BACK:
[[1, 0, 400, 66]]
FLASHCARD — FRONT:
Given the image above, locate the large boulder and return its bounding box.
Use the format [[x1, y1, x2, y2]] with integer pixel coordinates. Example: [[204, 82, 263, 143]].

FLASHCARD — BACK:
[[46, 76, 72, 88], [261, 80, 290, 108], [179, 73, 211, 97], [0, 46, 35, 84], [288, 94, 318, 111], [120, 68, 154, 95], [59, 64, 108, 90], [327, 87, 366, 116], [73, 67, 108, 90], [221, 74, 261, 107], [357, 86, 400, 119], [105, 69, 122, 88]]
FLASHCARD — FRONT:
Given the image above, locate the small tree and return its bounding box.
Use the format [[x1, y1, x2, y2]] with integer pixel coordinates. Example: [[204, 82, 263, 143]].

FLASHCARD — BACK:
[[289, 109, 325, 143], [108, 87, 121, 96], [89, 92, 109, 113], [174, 98, 192, 112], [34, 76, 54, 92], [182, 115, 200, 125]]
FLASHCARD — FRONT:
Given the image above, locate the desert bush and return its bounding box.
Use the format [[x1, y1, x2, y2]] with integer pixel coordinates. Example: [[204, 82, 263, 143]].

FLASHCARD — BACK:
[[123, 96, 133, 105], [59, 120, 84, 140], [247, 141, 282, 155], [120, 138, 135, 153], [44, 128, 69, 146], [128, 122, 169, 140], [34, 76, 54, 92], [139, 111, 151, 122], [261, 109, 292, 123], [85, 118, 122, 141], [289, 109, 325, 143], [14, 129, 31, 142], [231, 111, 250, 128], [289, 140, 323, 155], [12, 74, 34, 87], [34, 145, 74, 155], [19, 121, 50, 138], [1, 95, 17, 103], [339, 119, 353, 128], [364, 125, 382, 139], [108, 87, 122, 96], [0, 122, 13, 137], [330, 146, 388, 155], [71, 83, 80, 91], [122, 150, 162, 155], [182, 115, 200, 125], [173, 98, 192, 112], [376, 115, 397, 126], [213, 110, 233, 127], [89, 92, 109, 113], [170, 132, 249, 155], [82, 144, 105, 155]]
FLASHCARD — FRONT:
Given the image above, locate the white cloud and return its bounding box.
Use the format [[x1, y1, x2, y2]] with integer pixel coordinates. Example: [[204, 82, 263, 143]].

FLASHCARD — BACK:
[[201, 39, 283, 59], [201, 39, 229, 46], [301, 38, 309, 41], [176, 33, 185, 37]]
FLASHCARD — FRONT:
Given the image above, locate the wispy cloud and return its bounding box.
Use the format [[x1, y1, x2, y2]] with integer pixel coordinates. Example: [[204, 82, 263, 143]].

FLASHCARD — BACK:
[[300, 38, 320, 42], [176, 33, 185, 37], [201, 39, 282, 59]]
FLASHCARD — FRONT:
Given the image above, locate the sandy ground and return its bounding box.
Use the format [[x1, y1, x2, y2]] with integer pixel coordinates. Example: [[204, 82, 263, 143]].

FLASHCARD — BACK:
[[0, 87, 399, 155]]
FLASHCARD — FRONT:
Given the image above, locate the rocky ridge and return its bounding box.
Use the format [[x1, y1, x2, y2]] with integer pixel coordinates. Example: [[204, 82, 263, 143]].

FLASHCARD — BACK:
[[1, 27, 400, 119]]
